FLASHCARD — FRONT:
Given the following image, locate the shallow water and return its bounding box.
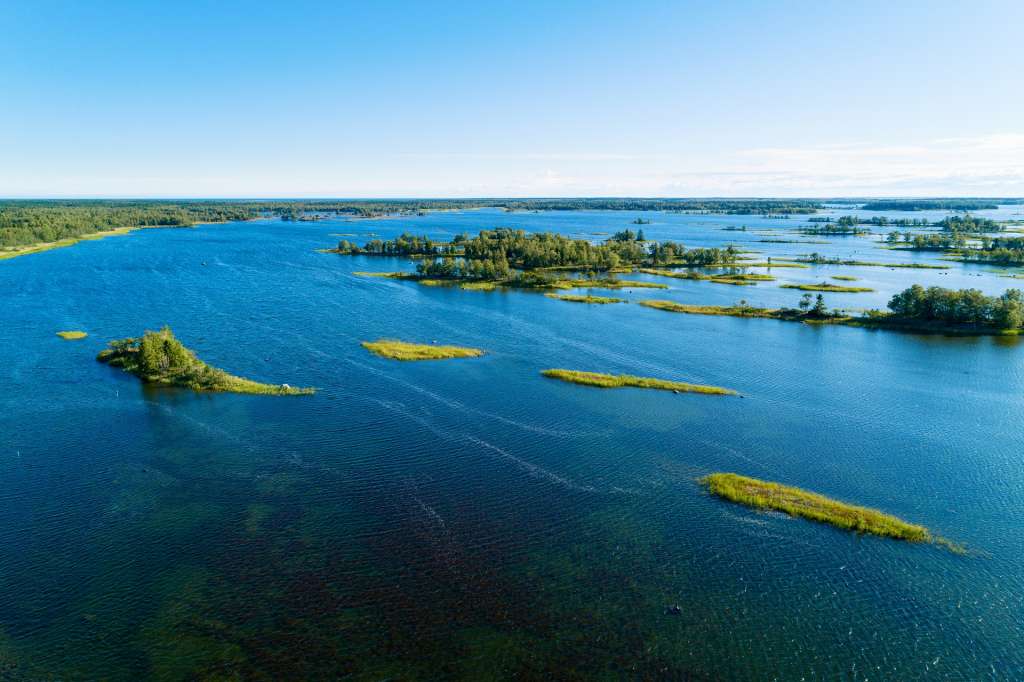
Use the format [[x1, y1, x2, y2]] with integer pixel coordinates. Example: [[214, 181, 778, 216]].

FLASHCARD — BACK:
[[1, 208, 1023, 679]]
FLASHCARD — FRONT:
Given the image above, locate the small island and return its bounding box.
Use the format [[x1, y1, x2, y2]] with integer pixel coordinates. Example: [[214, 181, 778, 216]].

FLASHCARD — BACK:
[[541, 369, 736, 395], [544, 293, 625, 304], [57, 330, 88, 340], [361, 339, 485, 361], [637, 268, 775, 285], [97, 327, 313, 395], [701, 473, 941, 544], [780, 282, 874, 293]]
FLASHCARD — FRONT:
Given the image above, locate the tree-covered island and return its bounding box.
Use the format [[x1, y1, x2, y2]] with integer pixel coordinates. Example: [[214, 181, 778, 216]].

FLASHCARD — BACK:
[[97, 327, 314, 395], [332, 228, 749, 290]]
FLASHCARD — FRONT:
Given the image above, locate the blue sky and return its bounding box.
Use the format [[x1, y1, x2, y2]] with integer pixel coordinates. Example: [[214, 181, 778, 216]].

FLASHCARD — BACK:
[[1, 0, 1022, 197]]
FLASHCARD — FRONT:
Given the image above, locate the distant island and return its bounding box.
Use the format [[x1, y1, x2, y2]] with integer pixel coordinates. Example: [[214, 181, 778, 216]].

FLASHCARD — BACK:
[[0, 199, 825, 260], [860, 199, 1002, 211], [97, 327, 313, 395]]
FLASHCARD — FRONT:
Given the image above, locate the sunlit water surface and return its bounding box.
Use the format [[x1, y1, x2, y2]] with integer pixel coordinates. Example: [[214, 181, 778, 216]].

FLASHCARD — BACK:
[[1, 208, 1023, 679]]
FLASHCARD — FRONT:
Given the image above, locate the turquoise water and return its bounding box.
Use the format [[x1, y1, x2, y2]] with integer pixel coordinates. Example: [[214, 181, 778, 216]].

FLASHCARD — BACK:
[[1, 208, 1023, 679]]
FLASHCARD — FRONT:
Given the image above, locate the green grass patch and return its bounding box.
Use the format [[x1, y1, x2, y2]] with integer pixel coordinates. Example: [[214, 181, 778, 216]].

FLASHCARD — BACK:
[[97, 327, 313, 395], [831, 275, 860, 281], [798, 258, 949, 269], [639, 299, 1017, 337], [559, 278, 667, 290], [460, 280, 499, 290], [541, 369, 736, 395], [353, 271, 416, 278], [544, 293, 625, 304], [734, 261, 809, 268], [702, 473, 962, 550], [780, 282, 874, 293], [361, 339, 485, 361], [636, 268, 775, 285], [56, 330, 88, 340], [639, 300, 786, 318]]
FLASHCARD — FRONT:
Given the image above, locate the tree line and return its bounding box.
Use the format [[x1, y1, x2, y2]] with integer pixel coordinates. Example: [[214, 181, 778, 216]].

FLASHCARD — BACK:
[[887, 285, 1023, 329], [861, 200, 1003, 211], [337, 228, 741, 280]]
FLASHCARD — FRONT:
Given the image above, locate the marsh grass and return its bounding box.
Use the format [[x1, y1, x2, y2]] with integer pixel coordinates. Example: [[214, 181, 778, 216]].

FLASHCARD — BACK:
[[97, 327, 313, 395], [781, 282, 874, 293], [640, 299, 1018, 337], [701, 473, 962, 549], [544, 294, 625, 304], [797, 258, 949, 269], [636, 269, 775, 285], [733, 261, 809, 268], [541, 369, 736, 395], [353, 271, 416, 279], [361, 339, 485, 361], [638, 300, 787, 319], [831, 275, 860, 281], [56, 330, 88, 340], [560, 278, 667, 290]]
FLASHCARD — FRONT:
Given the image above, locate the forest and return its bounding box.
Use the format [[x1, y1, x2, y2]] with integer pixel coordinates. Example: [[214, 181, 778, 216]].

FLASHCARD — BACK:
[[0, 199, 824, 248], [887, 285, 1023, 329], [0, 201, 256, 247], [937, 214, 1002, 233], [860, 200, 1002, 211]]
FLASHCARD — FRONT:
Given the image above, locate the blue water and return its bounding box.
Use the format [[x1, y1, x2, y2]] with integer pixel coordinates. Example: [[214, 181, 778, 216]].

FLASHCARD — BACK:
[[1, 209, 1023, 679]]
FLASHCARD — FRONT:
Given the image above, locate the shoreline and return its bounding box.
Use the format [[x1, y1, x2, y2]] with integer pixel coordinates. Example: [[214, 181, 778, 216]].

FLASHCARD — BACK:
[[0, 219, 241, 262], [638, 300, 1022, 337]]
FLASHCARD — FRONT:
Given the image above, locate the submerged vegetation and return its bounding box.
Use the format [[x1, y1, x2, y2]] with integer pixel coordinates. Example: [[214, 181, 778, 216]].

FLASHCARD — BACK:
[[701, 473, 936, 544], [97, 327, 313, 395], [56, 330, 88, 340], [361, 339, 485, 361], [541, 369, 736, 395], [544, 293, 625, 304]]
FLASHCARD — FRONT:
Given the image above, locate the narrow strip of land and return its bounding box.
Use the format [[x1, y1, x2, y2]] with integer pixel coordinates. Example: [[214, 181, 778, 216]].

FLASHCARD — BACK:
[[780, 282, 874, 293], [701, 473, 964, 551], [361, 339, 485, 361], [544, 294, 625, 304], [541, 369, 736, 395]]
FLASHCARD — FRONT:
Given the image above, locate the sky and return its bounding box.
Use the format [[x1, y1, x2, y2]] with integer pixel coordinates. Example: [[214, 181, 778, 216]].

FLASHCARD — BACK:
[[1, 0, 1022, 198]]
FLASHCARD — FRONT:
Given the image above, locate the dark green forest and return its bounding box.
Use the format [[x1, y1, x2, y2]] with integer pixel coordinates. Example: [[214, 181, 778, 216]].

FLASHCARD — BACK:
[[887, 285, 1023, 329], [0, 199, 826, 248], [860, 199, 1005, 211]]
